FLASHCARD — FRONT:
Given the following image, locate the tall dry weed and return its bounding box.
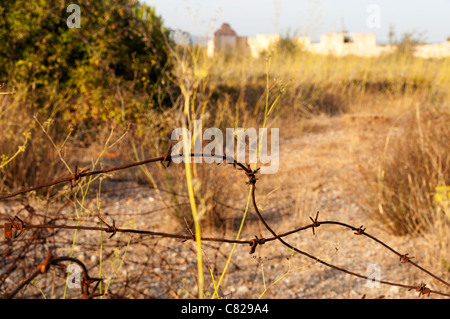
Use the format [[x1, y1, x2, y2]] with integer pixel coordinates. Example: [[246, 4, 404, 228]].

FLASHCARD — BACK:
[[362, 104, 450, 270]]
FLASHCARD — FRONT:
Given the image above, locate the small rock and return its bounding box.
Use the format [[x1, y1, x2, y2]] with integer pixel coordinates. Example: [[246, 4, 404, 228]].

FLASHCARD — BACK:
[[236, 285, 249, 295], [389, 285, 399, 295]]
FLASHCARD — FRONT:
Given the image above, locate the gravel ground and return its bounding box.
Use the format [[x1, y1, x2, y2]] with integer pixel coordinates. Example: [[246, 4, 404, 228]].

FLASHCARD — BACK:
[[1, 116, 448, 299]]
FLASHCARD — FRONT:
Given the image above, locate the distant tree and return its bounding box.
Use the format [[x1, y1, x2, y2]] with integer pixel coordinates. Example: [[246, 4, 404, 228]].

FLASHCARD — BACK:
[[274, 29, 304, 57], [387, 26, 426, 57], [388, 24, 396, 45], [395, 31, 426, 56]]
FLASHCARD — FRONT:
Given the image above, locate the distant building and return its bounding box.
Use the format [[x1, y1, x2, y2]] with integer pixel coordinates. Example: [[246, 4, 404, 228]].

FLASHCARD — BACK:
[[207, 23, 450, 59], [247, 34, 280, 57], [306, 32, 393, 57], [207, 23, 246, 56], [207, 23, 278, 58], [415, 41, 450, 58]]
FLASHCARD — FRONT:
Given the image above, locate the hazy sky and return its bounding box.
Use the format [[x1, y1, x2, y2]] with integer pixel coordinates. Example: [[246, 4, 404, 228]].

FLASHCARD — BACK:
[[144, 0, 450, 44]]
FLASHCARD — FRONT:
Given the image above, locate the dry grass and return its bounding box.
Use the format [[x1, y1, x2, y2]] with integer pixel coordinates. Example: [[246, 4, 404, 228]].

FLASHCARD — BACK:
[[1, 44, 450, 299], [355, 105, 450, 270]]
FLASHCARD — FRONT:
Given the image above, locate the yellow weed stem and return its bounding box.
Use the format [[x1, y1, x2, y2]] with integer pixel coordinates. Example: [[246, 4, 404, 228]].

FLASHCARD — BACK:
[[181, 86, 204, 299], [212, 185, 253, 299]]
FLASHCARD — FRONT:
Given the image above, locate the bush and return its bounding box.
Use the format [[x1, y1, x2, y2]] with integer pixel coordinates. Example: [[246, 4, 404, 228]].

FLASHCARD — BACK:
[[369, 105, 450, 236], [0, 0, 175, 128], [0, 0, 176, 192], [392, 31, 426, 58]]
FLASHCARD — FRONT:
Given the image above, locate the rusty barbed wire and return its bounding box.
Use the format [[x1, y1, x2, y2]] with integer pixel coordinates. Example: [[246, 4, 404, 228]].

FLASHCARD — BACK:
[[1, 150, 449, 298], [5, 252, 102, 299], [248, 181, 450, 297], [0, 152, 248, 200], [3, 207, 449, 297]]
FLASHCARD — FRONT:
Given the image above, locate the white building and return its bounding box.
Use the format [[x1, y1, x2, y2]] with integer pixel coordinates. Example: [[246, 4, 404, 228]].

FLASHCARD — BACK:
[[207, 23, 450, 59]]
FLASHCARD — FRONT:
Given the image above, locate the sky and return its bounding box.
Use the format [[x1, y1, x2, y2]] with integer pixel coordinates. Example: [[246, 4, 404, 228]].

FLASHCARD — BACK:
[[144, 0, 450, 44]]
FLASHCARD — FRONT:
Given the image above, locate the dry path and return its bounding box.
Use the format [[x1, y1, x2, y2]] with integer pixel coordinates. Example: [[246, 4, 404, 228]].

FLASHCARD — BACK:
[[1, 115, 448, 299]]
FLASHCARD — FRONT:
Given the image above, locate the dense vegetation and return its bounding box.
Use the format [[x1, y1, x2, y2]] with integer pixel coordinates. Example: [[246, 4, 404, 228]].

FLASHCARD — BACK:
[[0, 0, 178, 190], [0, 0, 174, 127]]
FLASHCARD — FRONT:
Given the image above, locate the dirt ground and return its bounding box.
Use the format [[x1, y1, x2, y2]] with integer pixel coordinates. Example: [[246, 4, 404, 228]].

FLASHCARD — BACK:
[[1, 114, 448, 299]]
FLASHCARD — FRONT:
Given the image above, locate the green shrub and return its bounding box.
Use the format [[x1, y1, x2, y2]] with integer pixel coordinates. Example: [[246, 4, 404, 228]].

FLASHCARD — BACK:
[[0, 0, 175, 128], [0, 0, 176, 192]]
